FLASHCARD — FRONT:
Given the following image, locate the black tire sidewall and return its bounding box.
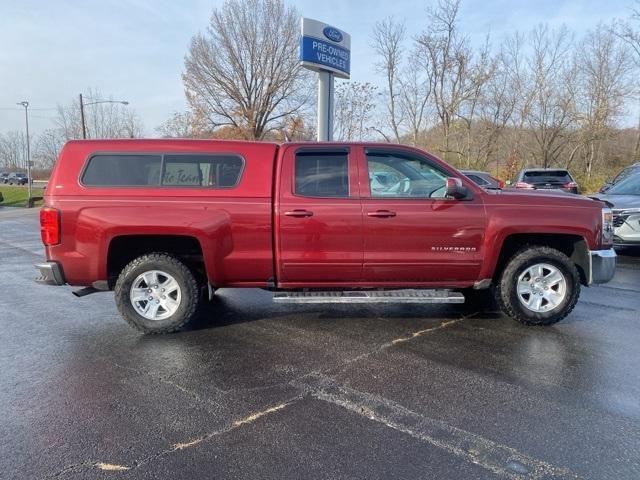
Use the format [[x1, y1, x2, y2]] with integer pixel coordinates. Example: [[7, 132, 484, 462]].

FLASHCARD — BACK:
[[499, 247, 580, 325], [115, 254, 200, 333]]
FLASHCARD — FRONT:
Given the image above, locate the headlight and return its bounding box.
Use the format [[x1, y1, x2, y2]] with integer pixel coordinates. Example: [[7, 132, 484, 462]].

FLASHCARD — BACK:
[[602, 208, 613, 246]]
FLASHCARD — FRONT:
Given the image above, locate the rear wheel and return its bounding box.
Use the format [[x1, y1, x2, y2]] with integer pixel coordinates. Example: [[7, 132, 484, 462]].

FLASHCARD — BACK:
[[496, 246, 580, 326], [114, 253, 201, 334]]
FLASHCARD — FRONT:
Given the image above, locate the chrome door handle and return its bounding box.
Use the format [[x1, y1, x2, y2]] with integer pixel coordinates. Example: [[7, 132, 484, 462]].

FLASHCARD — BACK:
[[284, 209, 314, 217], [367, 210, 396, 218]]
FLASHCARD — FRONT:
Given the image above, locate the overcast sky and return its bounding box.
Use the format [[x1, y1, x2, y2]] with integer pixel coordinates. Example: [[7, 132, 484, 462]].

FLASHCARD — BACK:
[[0, 0, 634, 137]]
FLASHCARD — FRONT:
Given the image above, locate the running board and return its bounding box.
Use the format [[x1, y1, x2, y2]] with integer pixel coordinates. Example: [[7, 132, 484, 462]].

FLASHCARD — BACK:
[[273, 289, 465, 304]]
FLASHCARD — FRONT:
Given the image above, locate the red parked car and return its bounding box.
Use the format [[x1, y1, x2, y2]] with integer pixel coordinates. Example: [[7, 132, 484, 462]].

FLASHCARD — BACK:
[[36, 140, 616, 333]]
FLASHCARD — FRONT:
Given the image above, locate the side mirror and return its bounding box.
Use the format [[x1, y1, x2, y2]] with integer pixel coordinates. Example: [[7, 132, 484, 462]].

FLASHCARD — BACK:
[[445, 177, 469, 200]]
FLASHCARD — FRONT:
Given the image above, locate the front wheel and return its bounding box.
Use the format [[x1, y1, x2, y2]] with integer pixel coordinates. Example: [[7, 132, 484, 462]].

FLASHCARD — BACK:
[[114, 253, 201, 334], [496, 246, 580, 326]]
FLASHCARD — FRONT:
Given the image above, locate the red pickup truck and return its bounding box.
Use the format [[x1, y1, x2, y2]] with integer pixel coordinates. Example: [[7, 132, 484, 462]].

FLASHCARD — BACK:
[[36, 139, 616, 334]]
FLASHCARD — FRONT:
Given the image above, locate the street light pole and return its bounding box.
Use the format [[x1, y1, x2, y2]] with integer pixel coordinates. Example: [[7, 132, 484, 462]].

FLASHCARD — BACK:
[[78, 94, 129, 139], [16, 101, 32, 207]]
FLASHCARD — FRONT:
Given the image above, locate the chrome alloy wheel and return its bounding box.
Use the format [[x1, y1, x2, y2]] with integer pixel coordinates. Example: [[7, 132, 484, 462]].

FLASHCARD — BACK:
[[516, 263, 567, 313], [130, 270, 182, 320]]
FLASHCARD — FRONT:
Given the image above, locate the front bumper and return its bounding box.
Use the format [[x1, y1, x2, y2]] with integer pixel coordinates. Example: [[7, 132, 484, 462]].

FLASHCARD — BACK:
[[35, 261, 66, 286], [589, 249, 616, 284]]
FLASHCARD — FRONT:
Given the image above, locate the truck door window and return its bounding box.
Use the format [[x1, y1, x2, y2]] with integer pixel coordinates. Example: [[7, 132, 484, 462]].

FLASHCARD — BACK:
[[366, 152, 448, 198], [294, 151, 349, 198]]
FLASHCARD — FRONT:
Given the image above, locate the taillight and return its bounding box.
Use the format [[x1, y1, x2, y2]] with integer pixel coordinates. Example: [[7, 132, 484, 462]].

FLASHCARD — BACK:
[[514, 182, 534, 189], [40, 207, 60, 246], [491, 177, 505, 188], [563, 182, 578, 189]]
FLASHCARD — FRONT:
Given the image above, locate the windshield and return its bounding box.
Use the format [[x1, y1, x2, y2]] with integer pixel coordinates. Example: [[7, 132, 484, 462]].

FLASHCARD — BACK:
[[612, 166, 640, 184], [522, 171, 572, 183], [608, 174, 640, 195]]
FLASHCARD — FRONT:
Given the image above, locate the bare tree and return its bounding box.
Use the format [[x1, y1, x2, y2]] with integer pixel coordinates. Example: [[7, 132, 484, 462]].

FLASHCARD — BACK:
[[415, 0, 491, 163], [524, 25, 577, 168], [183, 0, 309, 140], [614, 0, 640, 159], [468, 38, 522, 171], [573, 24, 633, 178], [54, 89, 143, 140], [499, 32, 534, 176], [615, 0, 640, 62], [0, 131, 27, 169], [453, 37, 496, 168], [280, 115, 316, 141], [33, 128, 65, 168], [334, 82, 378, 141], [156, 111, 210, 138], [398, 50, 433, 146], [372, 17, 406, 142]]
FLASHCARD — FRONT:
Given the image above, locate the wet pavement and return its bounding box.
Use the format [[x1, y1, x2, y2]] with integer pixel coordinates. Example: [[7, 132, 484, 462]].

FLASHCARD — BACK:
[[1, 208, 639, 479]]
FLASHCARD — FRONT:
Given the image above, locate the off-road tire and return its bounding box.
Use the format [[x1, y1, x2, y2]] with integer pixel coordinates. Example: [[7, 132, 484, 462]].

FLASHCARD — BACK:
[[496, 245, 580, 326], [114, 253, 201, 334]]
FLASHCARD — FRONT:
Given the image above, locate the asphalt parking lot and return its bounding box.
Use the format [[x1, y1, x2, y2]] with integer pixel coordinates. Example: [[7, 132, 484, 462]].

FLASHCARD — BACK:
[[1, 207, 639, 480]]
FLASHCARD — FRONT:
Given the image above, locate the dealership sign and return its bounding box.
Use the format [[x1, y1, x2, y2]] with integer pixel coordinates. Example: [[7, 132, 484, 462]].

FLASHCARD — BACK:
[[299, 18, 351, 79]]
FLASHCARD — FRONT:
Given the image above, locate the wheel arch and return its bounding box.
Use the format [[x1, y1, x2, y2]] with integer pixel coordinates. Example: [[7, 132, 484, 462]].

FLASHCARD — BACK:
[[107, 235, 206, 289], [493, 233, 590, 286]]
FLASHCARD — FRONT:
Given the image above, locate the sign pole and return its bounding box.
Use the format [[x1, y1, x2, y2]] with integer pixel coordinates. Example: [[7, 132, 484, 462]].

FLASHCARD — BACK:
[[317, 71, 334, 141], [299, 18, 350, 142]]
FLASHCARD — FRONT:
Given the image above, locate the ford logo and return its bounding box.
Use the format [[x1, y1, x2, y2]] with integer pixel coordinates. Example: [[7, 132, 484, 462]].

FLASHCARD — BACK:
[[323, 26, 343, 43]]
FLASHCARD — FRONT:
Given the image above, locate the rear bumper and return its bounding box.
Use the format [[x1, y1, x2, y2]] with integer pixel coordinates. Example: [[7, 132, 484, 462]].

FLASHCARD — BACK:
[[35, 261, 66, 286], [589, 249, 616, 285]]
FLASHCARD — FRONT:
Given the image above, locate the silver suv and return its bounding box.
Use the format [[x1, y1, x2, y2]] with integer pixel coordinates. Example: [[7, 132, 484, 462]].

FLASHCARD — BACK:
[[594, 173, 640, 247]]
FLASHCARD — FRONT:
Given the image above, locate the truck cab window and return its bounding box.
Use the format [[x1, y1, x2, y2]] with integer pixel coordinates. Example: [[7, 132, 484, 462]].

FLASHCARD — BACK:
[[294, 151, 349, 198], [366, 152, 448, 198]]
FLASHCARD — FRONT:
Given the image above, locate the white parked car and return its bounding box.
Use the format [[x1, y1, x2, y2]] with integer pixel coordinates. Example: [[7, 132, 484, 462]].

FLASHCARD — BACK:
[[594, 173, 640, 247]]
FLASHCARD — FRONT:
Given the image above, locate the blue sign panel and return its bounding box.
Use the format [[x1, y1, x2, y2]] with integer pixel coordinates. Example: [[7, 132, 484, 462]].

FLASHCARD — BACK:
[[299, 36, 351, 77]]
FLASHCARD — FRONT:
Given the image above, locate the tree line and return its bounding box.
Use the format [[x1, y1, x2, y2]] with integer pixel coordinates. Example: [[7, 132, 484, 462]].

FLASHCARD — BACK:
[[3, 0, 640, 191], [365, 0, 638, 188], [156, 0, 640, 189]]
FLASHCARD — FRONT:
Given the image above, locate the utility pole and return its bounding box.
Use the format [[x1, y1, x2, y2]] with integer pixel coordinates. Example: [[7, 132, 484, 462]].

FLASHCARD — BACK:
[[79, 94, 129, 139], [79, 93, 87, 139], [16, 101, 32, 207]]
